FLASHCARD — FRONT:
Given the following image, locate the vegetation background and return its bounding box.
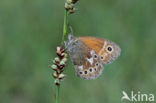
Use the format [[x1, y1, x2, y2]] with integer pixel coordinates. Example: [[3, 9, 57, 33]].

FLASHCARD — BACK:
[[0, 0, 156, 103]]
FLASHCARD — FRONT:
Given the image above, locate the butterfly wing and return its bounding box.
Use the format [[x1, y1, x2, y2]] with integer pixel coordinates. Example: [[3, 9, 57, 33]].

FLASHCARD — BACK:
[[65, 35, 104, 80], [78, 36, 121, 64]]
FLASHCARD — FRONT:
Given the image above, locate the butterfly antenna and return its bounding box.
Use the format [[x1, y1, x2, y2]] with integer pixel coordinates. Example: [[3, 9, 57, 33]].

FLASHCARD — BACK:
[[68, 25, 74, 35], [64, 42, 68, 51]]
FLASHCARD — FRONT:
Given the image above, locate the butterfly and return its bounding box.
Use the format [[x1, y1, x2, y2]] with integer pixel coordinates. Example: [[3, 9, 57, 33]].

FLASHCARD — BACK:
[[65, 34, 121, 80]]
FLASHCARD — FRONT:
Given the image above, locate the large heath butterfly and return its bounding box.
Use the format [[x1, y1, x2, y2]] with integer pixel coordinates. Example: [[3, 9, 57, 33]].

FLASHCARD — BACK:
[[65, 34, 121, 80]]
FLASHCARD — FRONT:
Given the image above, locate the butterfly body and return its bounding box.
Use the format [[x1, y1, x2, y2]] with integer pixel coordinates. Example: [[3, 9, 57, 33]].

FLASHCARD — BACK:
[[65, 34, 121, 80]]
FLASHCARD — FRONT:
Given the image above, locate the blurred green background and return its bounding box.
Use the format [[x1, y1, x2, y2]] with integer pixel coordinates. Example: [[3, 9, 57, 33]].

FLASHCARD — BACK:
[[0, 0, 156, 103]]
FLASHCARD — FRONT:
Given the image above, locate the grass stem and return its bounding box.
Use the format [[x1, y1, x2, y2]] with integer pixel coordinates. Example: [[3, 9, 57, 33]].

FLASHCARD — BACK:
[[55, 6, 68, 103], [62, 10, 68, 45], [55, 84, 60, 103]]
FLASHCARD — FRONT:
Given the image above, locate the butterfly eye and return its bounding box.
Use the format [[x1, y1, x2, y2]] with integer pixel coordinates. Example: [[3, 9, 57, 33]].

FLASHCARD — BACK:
[[84, 71, 87, 74]]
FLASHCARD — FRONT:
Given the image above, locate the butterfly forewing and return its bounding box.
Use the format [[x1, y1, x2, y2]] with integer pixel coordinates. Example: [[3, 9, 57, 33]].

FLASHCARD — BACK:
[[78, 36, 121, 64]]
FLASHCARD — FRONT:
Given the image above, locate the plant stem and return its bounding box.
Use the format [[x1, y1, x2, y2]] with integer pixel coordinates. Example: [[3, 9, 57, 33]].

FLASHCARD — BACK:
[[55, 84, 60, 103], [55, 7, 68, 103], [62, 10, 68, 45]]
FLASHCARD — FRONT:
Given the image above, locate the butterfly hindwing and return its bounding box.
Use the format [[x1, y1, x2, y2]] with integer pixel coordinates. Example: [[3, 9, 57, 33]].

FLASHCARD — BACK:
[[74, 50, 104, 80], [65, 35, 104, 80]]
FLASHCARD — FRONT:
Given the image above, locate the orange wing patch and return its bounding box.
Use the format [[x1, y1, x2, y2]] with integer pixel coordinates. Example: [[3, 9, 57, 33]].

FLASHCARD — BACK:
[[78, 36, 105, 54]]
